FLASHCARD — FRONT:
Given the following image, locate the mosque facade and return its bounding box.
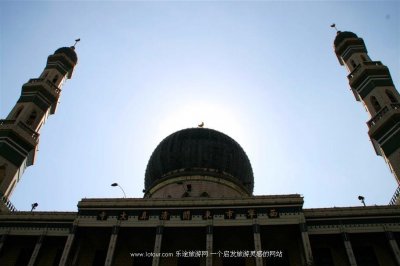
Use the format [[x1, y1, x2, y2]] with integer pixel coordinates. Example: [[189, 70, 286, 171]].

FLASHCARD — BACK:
[[0, 31, 399, 266]]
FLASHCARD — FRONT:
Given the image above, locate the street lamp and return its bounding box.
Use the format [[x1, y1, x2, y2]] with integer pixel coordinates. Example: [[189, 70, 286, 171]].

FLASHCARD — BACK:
[[31, 202, 38, 211], [111, 183, 126, 198], [358, 195, 366, 207]]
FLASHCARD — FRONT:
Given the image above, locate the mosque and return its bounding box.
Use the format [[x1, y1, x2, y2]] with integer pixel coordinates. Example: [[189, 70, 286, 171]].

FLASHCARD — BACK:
[[0, 30, 399, 266]]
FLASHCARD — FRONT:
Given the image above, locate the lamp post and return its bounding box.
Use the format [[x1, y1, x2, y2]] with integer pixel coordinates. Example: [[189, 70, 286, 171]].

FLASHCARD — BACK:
[[111, 183, 126, 198], [31, 202, 38, 211], [358, 195, 366, 207]]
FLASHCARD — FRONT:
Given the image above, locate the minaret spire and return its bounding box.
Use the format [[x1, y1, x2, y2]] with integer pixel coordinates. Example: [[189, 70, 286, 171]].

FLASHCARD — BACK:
[[0, 45, 78, 211], [73, 38, 81, 48], [330, 23, 338, 32]]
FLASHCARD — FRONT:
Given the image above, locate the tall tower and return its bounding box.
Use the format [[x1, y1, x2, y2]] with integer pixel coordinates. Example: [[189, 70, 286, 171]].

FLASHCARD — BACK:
[[0, 46, 78, 211], [334, 30, 400, 204]]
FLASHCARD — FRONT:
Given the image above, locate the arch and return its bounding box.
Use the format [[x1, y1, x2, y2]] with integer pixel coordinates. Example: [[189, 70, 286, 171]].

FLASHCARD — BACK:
[[350, 59, 357, 68], [13, 106, 24, 119], [370, 96, 381, 112], [52, 74, 59, 84], [386, 90, 398, 103], [26, 110, 37, 126]]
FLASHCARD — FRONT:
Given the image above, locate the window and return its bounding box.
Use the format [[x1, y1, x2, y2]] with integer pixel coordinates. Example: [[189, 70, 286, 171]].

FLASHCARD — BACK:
[[351, 59, 357, 68], [26, 110, 37, 126], [370, 96, 381, 112], [386, 90, 398, 103], [52, 75, 59, 84]]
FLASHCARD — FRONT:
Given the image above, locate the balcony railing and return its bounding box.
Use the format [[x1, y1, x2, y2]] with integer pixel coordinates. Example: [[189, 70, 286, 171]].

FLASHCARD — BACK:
[[347, 61, 383, 80], [0, 191, 17, 212], [0, 119, 39, 141], [27, 78, 61, 95], [389, 185, 400, 205], [17, 121, 40, 141], [0, 119, 16, 125], [367, 103, 400, 128]]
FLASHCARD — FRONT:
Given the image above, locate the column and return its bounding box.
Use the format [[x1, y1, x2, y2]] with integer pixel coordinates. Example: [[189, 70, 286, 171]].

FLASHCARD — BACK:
[[342, 233, 357, 266], [253, 224, 263, 266], [59, 225, 77, 266], [152, 226, 163, 266], [28, 234, 45, 266], [0, 234, 7, 254], [386, 231, 400, 265], [299, 223, 313, 265], [206, 225, 213, 266], [105, 226, 119, 266]]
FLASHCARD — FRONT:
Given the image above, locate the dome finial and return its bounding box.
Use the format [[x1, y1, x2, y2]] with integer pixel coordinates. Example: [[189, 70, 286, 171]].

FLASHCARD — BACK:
[[198, 122, 204, 128], [330, 23, 339, 33], [73, 38, 81, 48]]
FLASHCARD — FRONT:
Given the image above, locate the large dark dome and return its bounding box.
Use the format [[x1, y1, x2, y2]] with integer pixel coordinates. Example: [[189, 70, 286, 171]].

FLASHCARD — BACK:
[[145, 128, 254, 193]]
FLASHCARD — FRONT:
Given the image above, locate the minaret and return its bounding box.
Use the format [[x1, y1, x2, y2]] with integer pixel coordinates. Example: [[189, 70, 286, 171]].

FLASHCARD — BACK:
[[0, 45, 78, 211], [333, 30, 400, 204]]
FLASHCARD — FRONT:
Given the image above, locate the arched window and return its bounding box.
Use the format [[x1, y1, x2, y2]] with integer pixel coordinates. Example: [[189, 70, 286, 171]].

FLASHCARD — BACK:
[[360, 55, 367, 62], [386, 90, 398, 103], [13, 106, 24, 119], [350, 59, 357, 68], [370, 96, 381, 112], [52, 75, 59, 84], [26, 110, 37, 126]]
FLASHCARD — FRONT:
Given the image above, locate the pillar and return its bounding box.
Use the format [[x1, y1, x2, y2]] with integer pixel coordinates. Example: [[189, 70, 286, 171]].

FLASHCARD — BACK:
[[299, 223, 313, 265], [59, 225, 77, 266], [253, 224, 263, 266], [342, 233, 357, 266], [152, 226, 163, 266], [28, 234, 45, 266], [105, 226, 119, 266], [206, 225, 213, 266], [0, 234, 7, 254], [386, 231, 400, 265]]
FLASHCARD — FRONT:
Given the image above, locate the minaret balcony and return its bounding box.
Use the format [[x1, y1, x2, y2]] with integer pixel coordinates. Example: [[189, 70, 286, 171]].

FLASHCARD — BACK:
[[367, 103, 400, 134], [368, 103, 400, 128], [0, 119, 40, 145], [0, 191, 17, 212], [25, 78, 61, 97], [389, 185, 400, 205], [347, 61, 392, 91]]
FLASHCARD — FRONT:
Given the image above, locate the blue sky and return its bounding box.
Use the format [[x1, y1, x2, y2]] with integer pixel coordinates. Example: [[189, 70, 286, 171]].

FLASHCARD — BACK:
[[1, 1, 399, 211]]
